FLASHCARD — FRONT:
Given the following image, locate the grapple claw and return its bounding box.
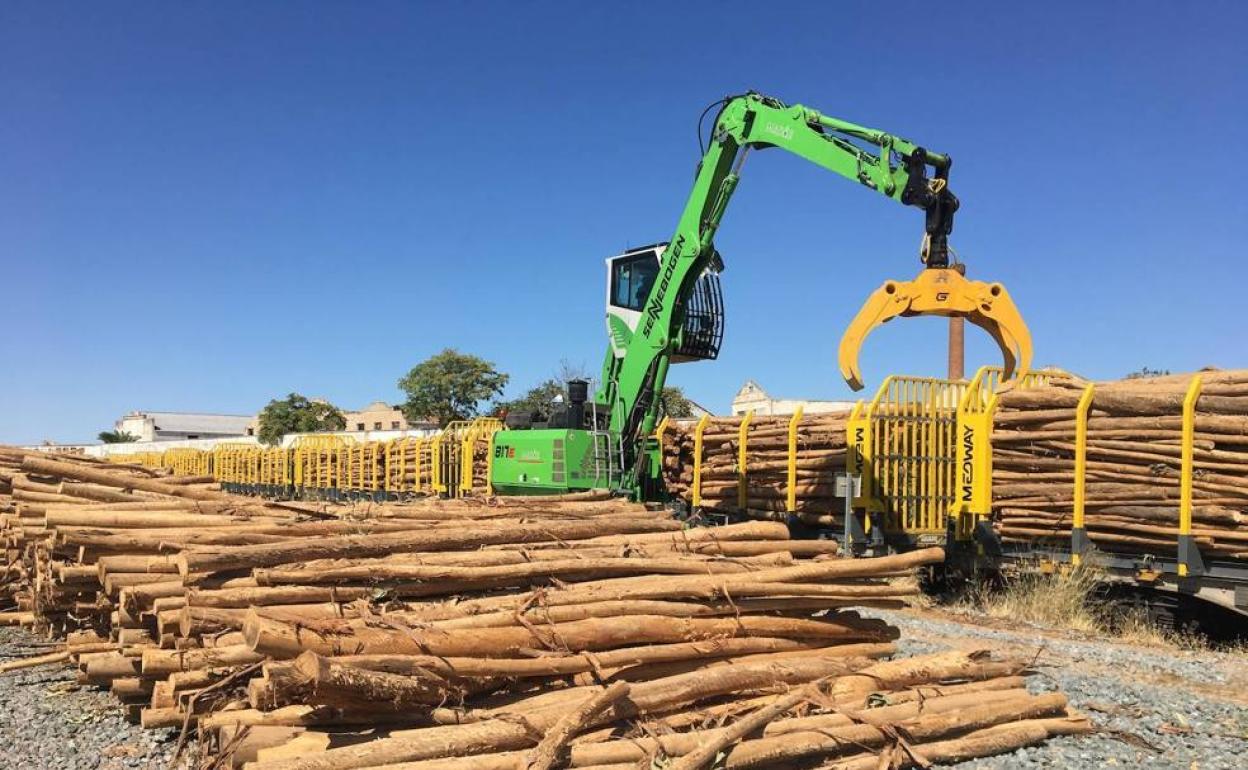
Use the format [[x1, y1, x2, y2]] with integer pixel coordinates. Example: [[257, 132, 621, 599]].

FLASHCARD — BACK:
[[838, 267, 1032, 391]]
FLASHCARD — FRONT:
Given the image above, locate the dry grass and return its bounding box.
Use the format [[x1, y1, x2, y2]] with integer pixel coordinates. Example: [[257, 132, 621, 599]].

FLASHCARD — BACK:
[[967, 564, 1105, 635], [952, 563, 1246, 653]]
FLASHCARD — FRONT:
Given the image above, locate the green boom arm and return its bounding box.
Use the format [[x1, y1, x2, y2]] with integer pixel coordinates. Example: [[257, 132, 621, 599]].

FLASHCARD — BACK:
[[598, 92, 958, 483]]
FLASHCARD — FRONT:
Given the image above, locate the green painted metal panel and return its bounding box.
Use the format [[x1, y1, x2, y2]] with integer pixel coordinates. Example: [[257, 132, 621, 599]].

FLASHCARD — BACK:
[[490, 429, 617, 495]]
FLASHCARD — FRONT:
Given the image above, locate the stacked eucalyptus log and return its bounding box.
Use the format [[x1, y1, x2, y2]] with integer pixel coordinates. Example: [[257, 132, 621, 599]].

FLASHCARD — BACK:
[[1, 446, 244, 632], [3, 445, 1088, 768], [992, 369, 1248, 559], [384, 439, 433, 490], [173, 533, 1088, 770], [661, 413, 850, 525]]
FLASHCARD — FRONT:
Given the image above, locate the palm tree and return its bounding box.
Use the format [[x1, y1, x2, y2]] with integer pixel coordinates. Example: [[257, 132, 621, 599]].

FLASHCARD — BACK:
[[97, 430, 139, 444]]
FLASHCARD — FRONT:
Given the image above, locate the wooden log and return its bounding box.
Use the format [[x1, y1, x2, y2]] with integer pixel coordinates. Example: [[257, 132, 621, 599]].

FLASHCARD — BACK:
[[524, 681, 631, 770], [234, 656, 867, 770], [141, 644, 265, 675], [21, 455, 227, 501], [406, 548, 941, 617], [250, 555, 789, 591], [668, 683, 817, 770], [244, 611, 897, 658], [177, 518, 683, 575], [276, 651, 456, 711], [46, 510, 282, 529], [57, 482, 149, 504], [0, 649, 70, 673], [322, 637, 826, 680]]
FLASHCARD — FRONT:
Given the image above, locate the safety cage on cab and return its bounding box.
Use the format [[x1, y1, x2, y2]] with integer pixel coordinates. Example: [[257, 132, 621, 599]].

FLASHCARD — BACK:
[[605, 242, 724, 362]]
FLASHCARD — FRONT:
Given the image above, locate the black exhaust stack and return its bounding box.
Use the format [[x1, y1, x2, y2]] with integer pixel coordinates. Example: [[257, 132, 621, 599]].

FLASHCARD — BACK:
[[566, 379, 589, 430]]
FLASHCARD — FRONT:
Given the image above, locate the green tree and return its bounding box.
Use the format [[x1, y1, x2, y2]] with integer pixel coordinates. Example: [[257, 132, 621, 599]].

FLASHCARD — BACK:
[[97, 429, 139, 444], [495, 378, 566, 418], [660, 385, 696, 418], [398, 349, 509, 426], [495, 359, 595, 419], [256, 393, 346, 445]]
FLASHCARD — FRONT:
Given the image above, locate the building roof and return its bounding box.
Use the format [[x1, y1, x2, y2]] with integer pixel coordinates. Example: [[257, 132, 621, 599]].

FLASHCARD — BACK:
[[128, 412, 253, 434], [352, 401, 397, 413]]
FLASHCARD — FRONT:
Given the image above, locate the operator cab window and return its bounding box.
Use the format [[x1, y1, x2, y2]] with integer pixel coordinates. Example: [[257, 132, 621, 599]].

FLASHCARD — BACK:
[[610, 251, 660, 312]]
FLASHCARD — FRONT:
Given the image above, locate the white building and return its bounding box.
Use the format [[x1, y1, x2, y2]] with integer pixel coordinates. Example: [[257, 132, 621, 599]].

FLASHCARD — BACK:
[[730, 380, 854, 416], [115, 411, 252, 443]]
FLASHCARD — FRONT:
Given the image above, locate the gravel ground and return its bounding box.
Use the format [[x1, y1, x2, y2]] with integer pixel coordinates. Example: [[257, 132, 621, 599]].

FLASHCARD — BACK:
[[0, 628, 184, 769], [869, 607, 1248, 769]]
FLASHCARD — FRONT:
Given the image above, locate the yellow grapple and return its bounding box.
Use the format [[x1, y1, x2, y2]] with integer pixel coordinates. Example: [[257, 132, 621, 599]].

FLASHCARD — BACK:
[[838, 267, 1032, 391]]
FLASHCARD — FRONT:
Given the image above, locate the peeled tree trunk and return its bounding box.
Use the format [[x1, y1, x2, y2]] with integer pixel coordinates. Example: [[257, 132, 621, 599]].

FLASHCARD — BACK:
[[21, 456, 227, 501], [278, 651, 456, 712], [315, 637, 829, 680], [243, 611, 898, 658], [399, 547, 941, 617], [177, 517, 683, 575], [992, 369, 1248, 557], [238, 656, 871, 770]]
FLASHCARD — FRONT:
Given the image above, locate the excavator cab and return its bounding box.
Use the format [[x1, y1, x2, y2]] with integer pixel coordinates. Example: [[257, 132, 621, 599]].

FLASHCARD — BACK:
[[605, 243, 724, 364], [838, 265, 1032, 390]]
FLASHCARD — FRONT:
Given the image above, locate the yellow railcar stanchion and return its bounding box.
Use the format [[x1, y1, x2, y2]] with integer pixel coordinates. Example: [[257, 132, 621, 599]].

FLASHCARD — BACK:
[[950, 366, 1066, 542], [691, 414, 710, 510], [1071, 384, 1096, 565], [430, 429, 447, 496], [652, 417, 671, 500], [785, 407, 803, 515], [370, 440, 383, 497], [737, 410, 754, 512], [292, 442, 306, 496], [654, 417, 671, 468], [412, 438, 426, 495], [1178, 375, 1204, 577], [384, 439, 399, 498]]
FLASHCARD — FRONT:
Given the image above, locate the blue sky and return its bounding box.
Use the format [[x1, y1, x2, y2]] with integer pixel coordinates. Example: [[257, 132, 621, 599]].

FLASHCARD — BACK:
[[2, 2, 1245, 445]]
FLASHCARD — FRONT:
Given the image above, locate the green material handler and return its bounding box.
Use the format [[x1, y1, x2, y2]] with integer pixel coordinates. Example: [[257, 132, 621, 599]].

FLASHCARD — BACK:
[[490, 91, 1025, 499]]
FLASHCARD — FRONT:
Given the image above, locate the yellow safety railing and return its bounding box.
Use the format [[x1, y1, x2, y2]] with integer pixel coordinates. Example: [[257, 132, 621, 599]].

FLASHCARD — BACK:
[[290, 434, 351, 496], [385, 436, 432, 496], [107, 452, 159, 469], [384, 438, 404, 495], [162, 448, 211, 476], [460, 417, 504, 496], [211, 443, 257, 486], [853, 376, 967, 536], [427, 418, 503, 498], [343, 443, 382, 494], [259, 446, 291, 489], [430, 427, 452, 495], [106, 434, 462, 500], [950, 366, 1066, 539]]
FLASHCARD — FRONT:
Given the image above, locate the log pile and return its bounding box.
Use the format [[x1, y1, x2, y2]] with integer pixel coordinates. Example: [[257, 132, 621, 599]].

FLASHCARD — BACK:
[[992, 369, 1248, 559], [661, 413, 850, 525], [1, 446, 273, 634], [2, 444, 1087, 768], [185, 537, 1088, 770], [384, 439, 433, 491]]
